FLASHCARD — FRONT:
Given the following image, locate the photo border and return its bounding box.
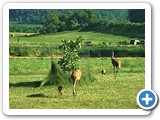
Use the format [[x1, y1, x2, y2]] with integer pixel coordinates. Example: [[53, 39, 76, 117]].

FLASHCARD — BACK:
[[3, 2, 151, 115]]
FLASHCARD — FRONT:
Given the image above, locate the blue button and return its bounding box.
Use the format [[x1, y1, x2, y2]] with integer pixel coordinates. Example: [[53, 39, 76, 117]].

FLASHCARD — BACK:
[[137, 89, 158, 110]]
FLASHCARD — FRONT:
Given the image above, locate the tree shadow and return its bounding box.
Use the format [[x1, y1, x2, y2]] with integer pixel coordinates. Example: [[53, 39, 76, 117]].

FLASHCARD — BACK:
[[80, 29, 145, 39], [9, 81, 42, 88]]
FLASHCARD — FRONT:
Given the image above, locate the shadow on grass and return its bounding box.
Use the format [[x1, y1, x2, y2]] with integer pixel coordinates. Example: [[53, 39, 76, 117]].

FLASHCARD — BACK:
[[80, 29, 145, 39], [26, 93, 68, 98], [26, 93, 49, 98], [9, 81, 42, 88]]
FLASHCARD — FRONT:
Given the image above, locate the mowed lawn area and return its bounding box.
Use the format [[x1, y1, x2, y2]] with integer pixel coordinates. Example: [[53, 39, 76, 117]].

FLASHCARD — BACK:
[[9, 31, 138, 44], [9, 57, 144, 109]]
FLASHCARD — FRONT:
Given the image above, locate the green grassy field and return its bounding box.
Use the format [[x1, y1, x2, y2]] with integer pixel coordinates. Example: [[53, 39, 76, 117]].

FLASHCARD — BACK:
[[9, 31, 144, 57], [9, 31, 138, 44], [9, 57, 144, 109], [9, 30, 145, 109]]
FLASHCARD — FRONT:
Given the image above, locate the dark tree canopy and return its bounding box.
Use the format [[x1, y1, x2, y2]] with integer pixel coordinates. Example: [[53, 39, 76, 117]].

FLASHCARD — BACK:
[[9, 9, 129, 24], [9, 9, 145, 35], [40, 10, 60, 33], [128, 9, 145, 23]]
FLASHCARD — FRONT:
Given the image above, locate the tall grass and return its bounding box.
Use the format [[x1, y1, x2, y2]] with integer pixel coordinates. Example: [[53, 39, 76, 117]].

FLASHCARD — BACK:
[[9, 43, 60, 57], [40, 58, 70, 87], [39, 57, 95, 87]]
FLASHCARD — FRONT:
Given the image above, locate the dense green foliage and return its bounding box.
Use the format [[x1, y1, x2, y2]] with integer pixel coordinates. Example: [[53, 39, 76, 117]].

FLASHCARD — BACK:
[[40, 10, 98, 34], [83, 21, 144, 38], [128, 9, 145, 23], [9, 23, 42, 33], [9, 9, 145, 34], [9, 9, 129, 24], [40, 10, 144, 34], [9, 9, 49, 24], [80, 44, 145, 57], [58, 35, 84, 72]]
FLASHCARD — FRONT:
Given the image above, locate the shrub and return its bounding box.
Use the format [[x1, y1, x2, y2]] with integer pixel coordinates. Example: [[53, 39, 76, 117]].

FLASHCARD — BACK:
[[58, 35, 85, 72]]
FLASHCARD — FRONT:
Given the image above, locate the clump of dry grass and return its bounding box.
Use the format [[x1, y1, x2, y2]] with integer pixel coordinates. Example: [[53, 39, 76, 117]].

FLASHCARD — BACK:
[[40, 58, 70, 87]]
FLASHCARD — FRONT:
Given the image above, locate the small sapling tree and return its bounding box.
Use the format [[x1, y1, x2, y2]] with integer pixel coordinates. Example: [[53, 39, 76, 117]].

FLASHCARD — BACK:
[[58, 35, 85, 72]]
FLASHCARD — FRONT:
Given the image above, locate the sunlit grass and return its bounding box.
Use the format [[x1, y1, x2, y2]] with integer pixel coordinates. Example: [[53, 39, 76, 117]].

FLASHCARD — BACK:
[[9, 57, 144, 109], [9, 31, 137, 44], [9, 72, 144, 109]]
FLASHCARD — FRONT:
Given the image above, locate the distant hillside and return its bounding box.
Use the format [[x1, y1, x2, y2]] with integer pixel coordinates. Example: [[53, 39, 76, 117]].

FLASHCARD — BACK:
[[9, 9, 129, 24], [9, 9, 144, 36]]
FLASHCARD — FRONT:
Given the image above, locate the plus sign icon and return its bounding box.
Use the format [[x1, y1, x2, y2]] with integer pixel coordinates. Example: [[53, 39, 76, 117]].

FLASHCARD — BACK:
[[137, 89, 158, 110]]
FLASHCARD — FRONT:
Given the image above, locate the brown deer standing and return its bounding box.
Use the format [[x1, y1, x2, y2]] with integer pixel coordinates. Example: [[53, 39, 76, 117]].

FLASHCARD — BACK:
[[71, 70, 82, 96], [111, 51, 121, 78]]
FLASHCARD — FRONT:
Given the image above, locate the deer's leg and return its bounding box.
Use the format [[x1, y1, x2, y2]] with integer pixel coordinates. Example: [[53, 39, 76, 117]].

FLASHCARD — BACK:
[[113, 67, 116, 79], [73, 80, 77, 96]]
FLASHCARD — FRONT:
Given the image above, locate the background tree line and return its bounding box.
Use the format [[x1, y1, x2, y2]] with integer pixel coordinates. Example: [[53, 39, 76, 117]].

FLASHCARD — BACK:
[[9, 9, 145, 34], [9, 9, 130, 24]]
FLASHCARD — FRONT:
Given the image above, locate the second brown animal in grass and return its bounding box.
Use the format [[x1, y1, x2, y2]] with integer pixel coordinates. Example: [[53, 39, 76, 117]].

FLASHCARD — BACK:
[[58, 86, 63, 95], [101, 69, 106, 75]]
